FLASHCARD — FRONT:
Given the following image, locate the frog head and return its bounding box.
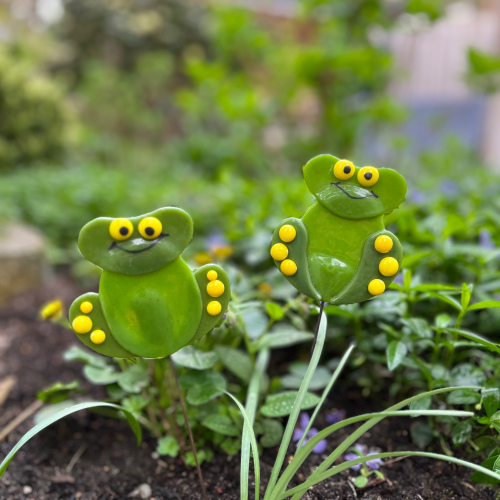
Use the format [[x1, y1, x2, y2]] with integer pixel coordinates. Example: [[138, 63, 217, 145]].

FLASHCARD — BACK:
[[303, 154, 407, 219], [78, 207, 193, 275]]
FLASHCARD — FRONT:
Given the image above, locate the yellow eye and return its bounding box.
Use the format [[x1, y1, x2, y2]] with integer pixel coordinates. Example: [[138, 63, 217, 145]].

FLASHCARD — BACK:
[[358, 166, 379, 187], [109, 219, 133, 241], [333, 159, 355, 180], [139, 217, 162, 240]]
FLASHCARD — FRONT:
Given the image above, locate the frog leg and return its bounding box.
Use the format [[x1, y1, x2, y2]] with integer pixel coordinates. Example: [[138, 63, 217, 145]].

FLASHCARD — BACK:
[[329, 230, 403, 306], [191, 264, 231, 343], [69, 292, 134, 358], [270, 217, 321, 301]]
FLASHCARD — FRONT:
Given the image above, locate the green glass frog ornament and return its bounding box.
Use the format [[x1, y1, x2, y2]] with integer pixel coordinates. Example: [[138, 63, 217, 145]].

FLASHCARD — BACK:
[[270, 154, 407, 305], [69, 207, 230, 359]]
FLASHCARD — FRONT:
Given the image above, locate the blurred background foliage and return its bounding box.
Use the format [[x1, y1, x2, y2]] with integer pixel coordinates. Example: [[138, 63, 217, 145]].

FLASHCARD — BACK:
[[2, 0, 500, 457]]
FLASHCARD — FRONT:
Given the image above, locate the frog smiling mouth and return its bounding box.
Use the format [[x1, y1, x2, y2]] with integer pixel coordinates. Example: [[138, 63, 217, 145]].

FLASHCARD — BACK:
[[110, 233, 169, 254], [331, 182, 378, 200]]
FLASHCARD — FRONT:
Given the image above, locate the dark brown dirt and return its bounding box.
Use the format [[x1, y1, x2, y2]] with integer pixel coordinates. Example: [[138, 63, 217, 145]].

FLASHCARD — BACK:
[[0, 278, 498, 500]]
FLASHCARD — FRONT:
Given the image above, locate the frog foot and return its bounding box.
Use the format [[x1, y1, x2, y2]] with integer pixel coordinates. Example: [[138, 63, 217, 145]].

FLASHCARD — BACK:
[[330, 230, 403, 305], [191, 264, 231, 342], [270, 217, 321, 301], [69, 292, 134, 358]]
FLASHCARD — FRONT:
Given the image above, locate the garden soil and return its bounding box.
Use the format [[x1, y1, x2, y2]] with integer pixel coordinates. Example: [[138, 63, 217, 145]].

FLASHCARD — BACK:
[[0, 278, 497, 500]]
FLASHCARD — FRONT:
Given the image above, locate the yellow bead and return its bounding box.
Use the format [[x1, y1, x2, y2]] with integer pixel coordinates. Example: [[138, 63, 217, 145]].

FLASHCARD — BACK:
[[207, 301, 222, 316], [368, 279, 385, 296], [72, 315, 92, 334], [270, 243, 288, 261], [379, 257, 399, 277], [374, 235, 393, 254], [279, 225, 296, 243], [333, 159, 355, 180], [207, 280, 225, 298], [109, 218, 133, 241], [358, 166, 379, 187], [138, 217, 162, 240], [207, 270, 218, 281], [80, 301, 93, 314], [90, 330, 106, 344], [280, 259, 297, 276]]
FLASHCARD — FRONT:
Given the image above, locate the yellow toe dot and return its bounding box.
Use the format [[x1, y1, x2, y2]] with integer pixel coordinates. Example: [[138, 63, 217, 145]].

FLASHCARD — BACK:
[[280, 259, 297, 276], [270, 243, 288, 261], [90, 330, 106, 344], [368, 279, 386, 296], [80, 301, 93, 314], [379, 257, 399, 277], [374, 235, 393, 254], [72, 315, 92, 334], [207, 270, 218, 281], [207, 280, 225, 298], [279, 225, 296, 243], [207, 301, 222, 316]]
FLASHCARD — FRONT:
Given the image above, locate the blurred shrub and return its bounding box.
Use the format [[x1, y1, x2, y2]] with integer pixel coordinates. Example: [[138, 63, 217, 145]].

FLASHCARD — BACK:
[[0, 51, 73, 168], [467, 47, 500, 94]]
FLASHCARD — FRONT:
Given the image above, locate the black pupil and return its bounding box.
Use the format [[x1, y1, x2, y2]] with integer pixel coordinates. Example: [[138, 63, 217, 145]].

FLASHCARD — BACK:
[[364, 172, 373, 180], [119, 226, 129, 236], [145, 227, 155, 236], [343, 166, 351, 174]]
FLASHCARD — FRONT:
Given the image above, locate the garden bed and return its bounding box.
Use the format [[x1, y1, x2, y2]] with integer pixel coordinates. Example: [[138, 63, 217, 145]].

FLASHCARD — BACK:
[[0, 279, 497, 500]]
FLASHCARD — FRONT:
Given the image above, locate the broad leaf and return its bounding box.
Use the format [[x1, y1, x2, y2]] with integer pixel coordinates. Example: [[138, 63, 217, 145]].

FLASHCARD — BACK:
[[260, 391, 320, 417], [172, 345, 219, 370], [482, 388, 500, 418], [156, 436, 180, 457], [179, 370, 226, 405], [215, 345, 253, 382], [202, 414, 240, 436], [386, 341, 407, 371], [117, 364, 150, 393], [83, 365, 120, 385]]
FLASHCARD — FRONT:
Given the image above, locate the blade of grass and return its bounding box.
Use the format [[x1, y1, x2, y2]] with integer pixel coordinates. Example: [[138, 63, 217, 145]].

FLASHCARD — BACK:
[[283, 451, 500, 498], [240, 349, 270, 500], [263, 307, 327, 499], [0, 401, 142, 477], [269, 409, 473, 499], [225, 391, 261, 500]]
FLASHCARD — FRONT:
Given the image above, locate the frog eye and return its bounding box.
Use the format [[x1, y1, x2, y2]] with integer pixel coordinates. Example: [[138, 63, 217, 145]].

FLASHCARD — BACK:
[[109, 219, 133, 241], [358, 166, 379, 187], [139, 217, 163, 240], [333, 159, 355, 180]]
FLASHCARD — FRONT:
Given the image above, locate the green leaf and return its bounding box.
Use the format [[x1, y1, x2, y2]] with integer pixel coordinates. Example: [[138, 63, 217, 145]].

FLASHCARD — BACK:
[[409, 397, 431, 414], [63, 346, 108, 367], [410, 422, 433, 449], [202, 414, 240, 436], [259, 419, 284, 448], [445, 328, 500, 354], [447, 389, 481, 405], [37, 381, 81, 404], [281, 366, 331, 390], [171, 345, 219, 370], [354, 476, 369, 488], [266, 302, 284, 320], [179, 370, 226, 405], [386, 340, 407, 371], [254, 328, 313, 351], [427, 292, 462, 311], [121, 395, 149, 419], [460, 283, 471, 311], [0, 401, 141, 478], [241, 307, 268, 339], [117, 364, 150, 393], [220, 437, 241, 455], [260, 391, 320, 417], [471, 455, 500, 484], [83, 365, 120, 385], [185, 448, 212, 466], [215, 345, 252, 382], [467, 300, 500, 311], [452, 421, 472, 446], [34, 400, 81, 425], [156, 436, 180, 457], [482, 388, 500, 418]]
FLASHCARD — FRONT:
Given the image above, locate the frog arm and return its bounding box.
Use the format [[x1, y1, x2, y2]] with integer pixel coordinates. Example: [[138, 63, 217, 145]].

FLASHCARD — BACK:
[[270, 217, 321, 301], [329, 230, 403, 306], [191, 264, 231, 343], [69, 292, 135, 359]]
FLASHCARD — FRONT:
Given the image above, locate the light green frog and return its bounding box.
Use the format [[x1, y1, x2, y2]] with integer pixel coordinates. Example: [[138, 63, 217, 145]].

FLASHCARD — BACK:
[[270, 154, 407, 305], [69, 207, 230, 359]]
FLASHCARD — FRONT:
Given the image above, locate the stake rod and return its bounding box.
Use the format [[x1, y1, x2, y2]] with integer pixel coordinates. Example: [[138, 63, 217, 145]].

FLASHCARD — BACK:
[[170, 358, 208, 500]]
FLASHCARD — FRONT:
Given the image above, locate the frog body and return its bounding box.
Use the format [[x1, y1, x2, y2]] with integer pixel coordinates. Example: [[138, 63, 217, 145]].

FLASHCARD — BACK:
[[69, 207, 230, 359], [270, 154, 406, 305]]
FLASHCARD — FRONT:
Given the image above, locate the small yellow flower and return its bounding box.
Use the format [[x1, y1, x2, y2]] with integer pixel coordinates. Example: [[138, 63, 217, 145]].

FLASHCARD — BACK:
[[195, 252, 212, 266], [40, 299, 63, 320], [212, 245, 233, 260], [258, 282, 272, 295]]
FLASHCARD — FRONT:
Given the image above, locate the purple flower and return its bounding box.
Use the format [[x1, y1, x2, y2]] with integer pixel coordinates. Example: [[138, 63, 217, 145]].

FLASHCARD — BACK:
[[479, 229, 496, 250], [440, 180, 459, 197], [409, 190, 427, 204], [292, 412, 327, 454], [344, 444, 384, 471], [325, 409, 346, 425]]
